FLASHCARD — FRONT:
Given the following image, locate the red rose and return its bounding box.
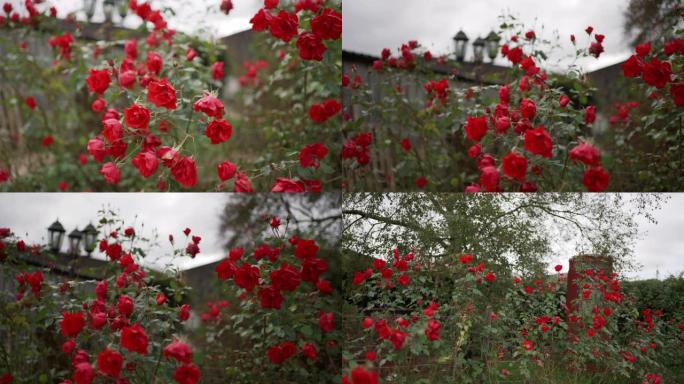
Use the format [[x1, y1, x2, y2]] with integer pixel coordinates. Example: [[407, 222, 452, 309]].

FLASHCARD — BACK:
[[217, 161, 237, 181], [186, 48, 197, 61], [507, 46, 523, 65], [97, 348, 122, 378], [670, 82, 684, 106], [91, 97, 106, 112], [179, 304, 190, 321], [479, 166, 500, 192], [132, 151, 158, 178], [299, 143, 328, 169], [267, 342, 297, 364], [123, 103, 150, 131], [589, 41, 604, 58], [60, 312, 85, 338], [349, 367, 379, 384], [271, 178, 306, 192], [234, 171, 254, 192], [642, 58, 672, 89], [559, 95, 570, 107], [212, 61, 224, 80], [502, 152, 528, 181], [554, 264, 563, 272], [171, 156, 197, 188], [86, 69, 111, 94], [524, 125, 553, 158], [425, 319, 442, 341], [265, 0, 278, 9], [193, 95, 224, 118], [569, 142, 600, 166], [73, 362, 94, 384], [204, 119, 233, 144], [258, 285, 284, 309], [249, 9, 272, 31], [120, 323, 149, 355], [584, 105, 596, 124], [102, 119, 123, 143], [520, 98, 536, 119], [582, 166, 610, 192], [464, 116, 488, 142], [156, 292, 171, 305], [234, 263, 260, 291], [124, 38, 137, 59], [25, 96, 36, 109], [316, 279, 333, 294], [99, 162, 121, 185], [319, 312, 335, 333], [117, 295, 134, 317], [118, 70, 136, 89], [635, 42, 651, 57], [296, 32, 327, 61], [415, 176, 428, 189], [215, 259, 237, 280], [269, 11, 298, 42], [390, 329, 407, 349], [146, 52, 163, 74], [163, 340, 193, 364], [311, 8, 341, 40], [302, 343, 317, 361], [397, 274, 411, 285], [220, 0, 234, 14], [270, 263, 301, 292], [174, 363, 200, 384], [42, 135, 54, 147], [400, 137, 412, 152], [485, 271, 496, 282], [147, 78, 177, 109]]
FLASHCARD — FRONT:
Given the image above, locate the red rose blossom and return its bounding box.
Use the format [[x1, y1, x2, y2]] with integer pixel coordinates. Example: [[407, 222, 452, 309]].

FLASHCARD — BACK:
[[131, 151, 158, 178], [193, 94, 224, 118], [204, 120, 233, 144], [60, 311, 85, 338], [100, 162, 121, 185], [502, 152, 528, 181], [171, 157, 197, 188], [217, 161, 238, 181], [299, 143, 329, 169], [123, 103, 150, 131], [86, 69, 111, 94], [147, 78, 177, 109], [120, 323, 149, 355], [464, 116, 488, 142], [96, 348, 122, 378], [163, 340, 193, 364], [524, 126, 553, 158], [296, 32, 327, 61]]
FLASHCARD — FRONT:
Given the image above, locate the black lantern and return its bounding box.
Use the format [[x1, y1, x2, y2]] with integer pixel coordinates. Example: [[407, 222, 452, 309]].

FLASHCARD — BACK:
[[453, 30, 469, 62], [82, 223, 98, 256], [48, 220, 66, 253], [117, 0, 128, 21], [473, 37, 485, 64], [83, 0, 96, 21], [486, 31, 501, 61], [68, 228, 83, 256], [103, 0, 115, 22]]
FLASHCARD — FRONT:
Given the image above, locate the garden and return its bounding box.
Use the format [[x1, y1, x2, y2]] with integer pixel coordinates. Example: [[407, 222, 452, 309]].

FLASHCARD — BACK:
[[341, 5, 684, 192], [0, 0, 341, 192]]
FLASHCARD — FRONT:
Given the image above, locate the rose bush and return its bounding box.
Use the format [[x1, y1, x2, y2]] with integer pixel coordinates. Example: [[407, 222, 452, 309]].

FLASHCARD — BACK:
[[341, 14, 684, 192], [0, 214, 199, 383], [0, 0, 341, 192], [197, 217, 341, 383], [341, 248, 684, 383]]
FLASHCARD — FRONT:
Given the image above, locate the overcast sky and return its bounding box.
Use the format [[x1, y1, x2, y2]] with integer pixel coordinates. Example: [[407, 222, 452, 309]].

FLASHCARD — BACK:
[[343, 0, 633, 72], [0, 193, 230, 271], [6, 0, 261, 37]]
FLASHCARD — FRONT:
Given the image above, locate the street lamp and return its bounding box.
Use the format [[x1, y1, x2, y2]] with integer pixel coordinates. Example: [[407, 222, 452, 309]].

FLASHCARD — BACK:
[[453, 30, 469, 62], [47, 220, 66, 253], [82, 223, 99, 256], [103, 0, 115, 23], [486, 31, 501, 62], [117, 0, 128, 21], [473, 37, 485, 64], [83, 0, 96, 21], [68, 228, 83, 256]]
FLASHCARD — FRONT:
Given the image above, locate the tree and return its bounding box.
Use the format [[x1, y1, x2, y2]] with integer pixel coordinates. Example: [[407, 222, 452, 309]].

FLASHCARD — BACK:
[[624, 0, 682, 46], [342, 193, 665, 277]]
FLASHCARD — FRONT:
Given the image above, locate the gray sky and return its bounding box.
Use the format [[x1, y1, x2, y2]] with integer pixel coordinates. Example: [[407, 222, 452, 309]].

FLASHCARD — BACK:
[[343, 0, 633, 72], [0, 193, 229, 271], [6, 0, 262, 38]]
